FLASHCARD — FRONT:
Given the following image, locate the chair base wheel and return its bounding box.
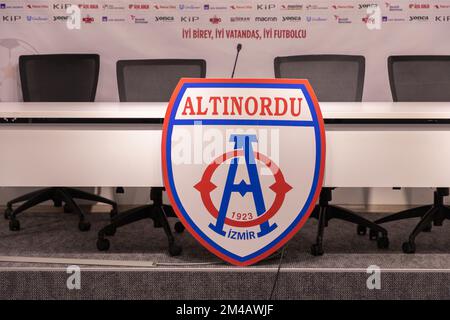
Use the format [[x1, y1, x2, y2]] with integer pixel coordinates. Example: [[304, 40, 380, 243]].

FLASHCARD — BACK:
[[310, 244, 324, 256], [4, 207, 12, 220], [97, 238, 110, 251], [104, 225, 116, 236], [369, 229, 379, 241], [377, 236, 389, 249], [433, 220, 443, 227], [174, 221, 185, 234], [356, 225, 366, 236], [78, 221, 91, 232], [169, 243, 182, 256], [402, 241, 416, 254], [9, 219, 20, 231], [153, 217, 163, 228]]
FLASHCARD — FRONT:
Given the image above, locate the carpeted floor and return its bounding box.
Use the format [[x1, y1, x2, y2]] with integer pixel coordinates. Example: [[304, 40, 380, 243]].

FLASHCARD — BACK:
[[0, 210, 449, 299], [0, 210, 449, 268]]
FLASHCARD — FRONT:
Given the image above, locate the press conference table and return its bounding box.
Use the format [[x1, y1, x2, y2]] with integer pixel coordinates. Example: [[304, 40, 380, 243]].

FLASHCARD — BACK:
[[1, 102, 450, 188]]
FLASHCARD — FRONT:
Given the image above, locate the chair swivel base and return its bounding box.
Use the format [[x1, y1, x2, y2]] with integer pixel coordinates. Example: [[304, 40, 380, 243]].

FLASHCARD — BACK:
[[401, 204, 450, 254], [374, 188, 450, 254], [4, 187, 117, 232], [97, 187, 183, 257], [310, 188, 389, 256]]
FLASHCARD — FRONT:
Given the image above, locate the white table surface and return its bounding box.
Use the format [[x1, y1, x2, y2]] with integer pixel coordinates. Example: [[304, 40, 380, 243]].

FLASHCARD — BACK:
[[2, 102, 450, 187], [1, 102, 450, 120]]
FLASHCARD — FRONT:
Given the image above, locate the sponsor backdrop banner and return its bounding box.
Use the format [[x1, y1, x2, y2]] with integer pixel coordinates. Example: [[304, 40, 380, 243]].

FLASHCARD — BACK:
[[1, 1, 449, 102], [0, 1, 449, 206]]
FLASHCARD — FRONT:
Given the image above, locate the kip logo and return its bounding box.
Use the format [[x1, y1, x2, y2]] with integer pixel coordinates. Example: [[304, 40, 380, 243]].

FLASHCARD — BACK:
[[162, 79, 325, 266]]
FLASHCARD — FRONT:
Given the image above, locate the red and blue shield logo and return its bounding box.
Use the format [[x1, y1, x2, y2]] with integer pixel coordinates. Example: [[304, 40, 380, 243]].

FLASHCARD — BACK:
[[162, 79, 325, 266]]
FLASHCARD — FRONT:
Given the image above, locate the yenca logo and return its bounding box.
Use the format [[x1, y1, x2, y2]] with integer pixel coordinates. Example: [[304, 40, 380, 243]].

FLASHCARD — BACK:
[[162, 79, 325, 266]]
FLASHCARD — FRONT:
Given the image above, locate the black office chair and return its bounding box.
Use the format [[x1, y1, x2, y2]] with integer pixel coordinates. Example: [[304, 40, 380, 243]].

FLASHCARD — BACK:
[[4, 54, 117, 232], [375, 55, 450, 253], [274, 55, 389, 256], [96, 59, 207, 256]]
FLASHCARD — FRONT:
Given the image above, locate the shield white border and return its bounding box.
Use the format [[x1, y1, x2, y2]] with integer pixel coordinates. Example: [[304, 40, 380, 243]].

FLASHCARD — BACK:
[[162, 78, 325, 266]]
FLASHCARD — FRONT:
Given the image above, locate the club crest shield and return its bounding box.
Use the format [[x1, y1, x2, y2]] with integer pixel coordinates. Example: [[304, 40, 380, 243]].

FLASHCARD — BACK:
[[162, 79, 325, 266]]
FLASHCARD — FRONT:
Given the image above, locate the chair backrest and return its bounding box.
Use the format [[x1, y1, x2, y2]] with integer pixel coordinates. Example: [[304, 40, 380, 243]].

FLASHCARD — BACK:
[[388, 56, 450, 102], [19, 54, 99, 102], [274, 55, 365, 102], [116, 59, 206, 102]]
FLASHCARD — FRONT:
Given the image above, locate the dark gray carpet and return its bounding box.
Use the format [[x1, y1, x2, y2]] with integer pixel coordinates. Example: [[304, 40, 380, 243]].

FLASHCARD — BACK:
[[1, 210, 450, 268], [0, 210, 449, 299]]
